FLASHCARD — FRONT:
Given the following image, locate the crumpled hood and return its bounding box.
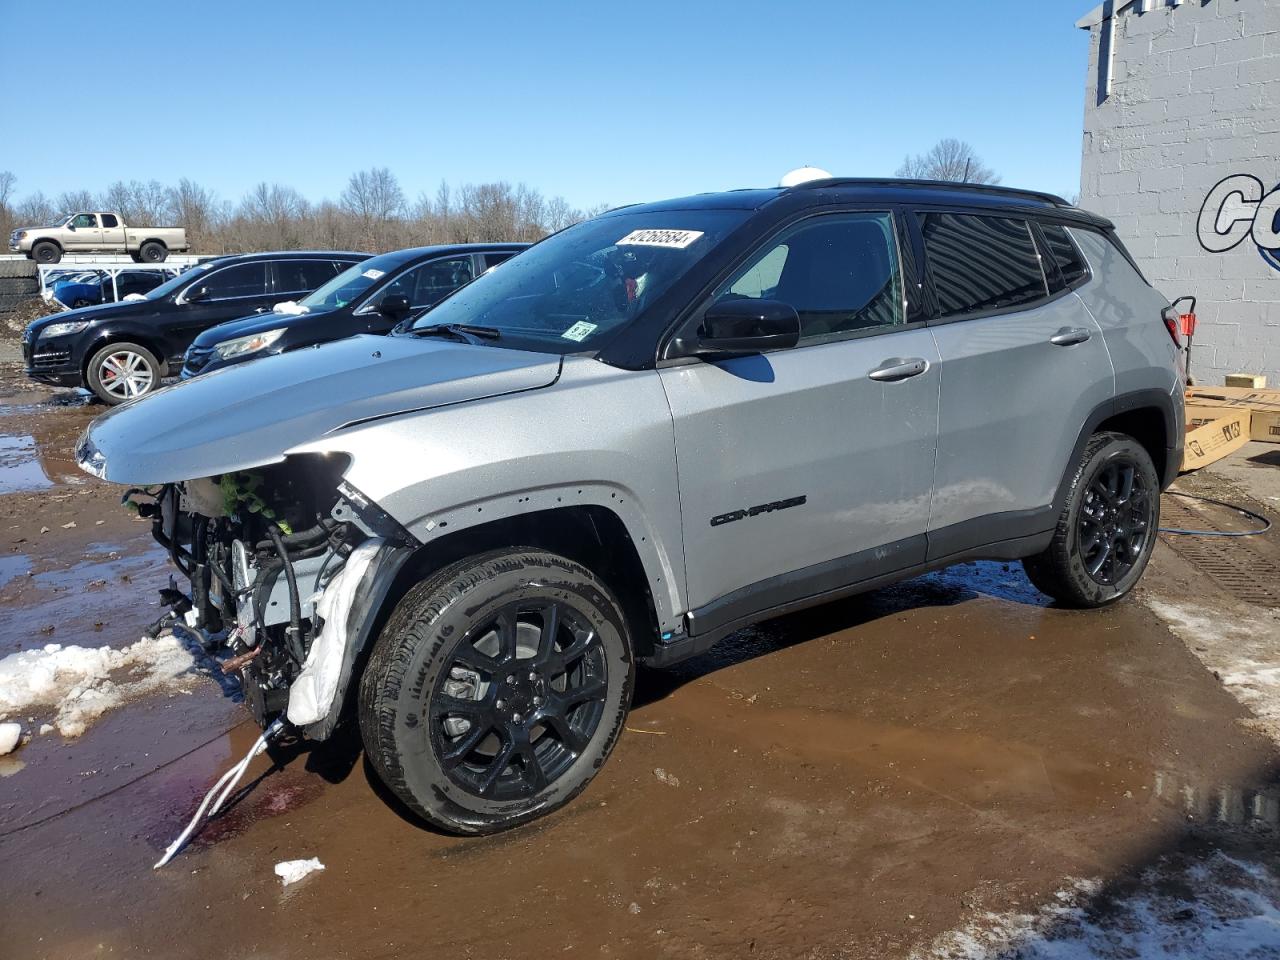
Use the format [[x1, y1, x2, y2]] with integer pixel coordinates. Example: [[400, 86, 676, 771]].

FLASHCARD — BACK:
[[78, 334, 561, 484], [190, 306, 336, 349]]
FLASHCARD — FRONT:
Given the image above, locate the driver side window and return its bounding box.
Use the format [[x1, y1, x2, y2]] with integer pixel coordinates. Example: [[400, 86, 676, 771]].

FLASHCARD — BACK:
[[714, 213, 905, 343], [72, 214, 97, 229]]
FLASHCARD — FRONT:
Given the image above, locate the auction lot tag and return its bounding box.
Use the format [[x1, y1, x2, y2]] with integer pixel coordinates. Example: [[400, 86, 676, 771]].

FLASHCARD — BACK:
[[561, 321, 598, 342], [617, 229, 704, 249], [362, 268, 385, 280]]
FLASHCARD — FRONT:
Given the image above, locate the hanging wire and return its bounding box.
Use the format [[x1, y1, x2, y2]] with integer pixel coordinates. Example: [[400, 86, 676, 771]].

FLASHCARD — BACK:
[[1158, 491, 1273, 538]]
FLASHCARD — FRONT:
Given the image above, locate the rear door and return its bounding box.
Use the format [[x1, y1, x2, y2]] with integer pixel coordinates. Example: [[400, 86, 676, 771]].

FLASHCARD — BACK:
[[99, 214, 126, 248], [920, 211, 1114, 557], [659, 210, 940, 628]]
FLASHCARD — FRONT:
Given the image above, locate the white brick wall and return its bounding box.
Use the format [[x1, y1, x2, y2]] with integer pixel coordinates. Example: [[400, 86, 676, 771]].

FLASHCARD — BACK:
[[1080, 0, 1280, 385]]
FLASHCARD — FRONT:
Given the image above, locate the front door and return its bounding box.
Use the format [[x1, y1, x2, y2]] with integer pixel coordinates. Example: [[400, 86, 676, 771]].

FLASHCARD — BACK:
[[66, 213, 101, 251], [659, 212, 940, 630], [168, 262, 274, 362]]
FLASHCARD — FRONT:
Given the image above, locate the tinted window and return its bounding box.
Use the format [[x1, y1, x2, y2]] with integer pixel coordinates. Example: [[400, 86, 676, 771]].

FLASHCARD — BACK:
[[484, 251, 516, 269], [275, 259, 340, 294], [371, 256, 475, 310], [101, 214, 119, 228], [198, 262, 268, 300], [920, 213, 1048, 318], [1039, 223, 1089, 290], [713, 213, 904, 342]]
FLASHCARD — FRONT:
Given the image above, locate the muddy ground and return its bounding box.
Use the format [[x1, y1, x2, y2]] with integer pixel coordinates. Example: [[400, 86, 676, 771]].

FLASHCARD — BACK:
[[0, 352, 1277, 960]]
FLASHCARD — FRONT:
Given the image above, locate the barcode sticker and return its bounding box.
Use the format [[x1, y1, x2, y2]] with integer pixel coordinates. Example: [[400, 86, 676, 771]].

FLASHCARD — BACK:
[[617, 229, 704, 249]]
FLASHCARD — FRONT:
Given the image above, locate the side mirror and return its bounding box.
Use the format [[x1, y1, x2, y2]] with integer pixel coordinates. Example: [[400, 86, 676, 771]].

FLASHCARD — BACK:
[[66, 223, 76, 231], [185, 285, 210, 303], [691, 299, 800, 356], [378, 293, 411, 319]]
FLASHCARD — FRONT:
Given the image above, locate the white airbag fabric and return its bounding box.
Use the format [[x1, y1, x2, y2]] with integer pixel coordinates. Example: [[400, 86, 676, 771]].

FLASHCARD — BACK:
[[286, 538, 385, 726]]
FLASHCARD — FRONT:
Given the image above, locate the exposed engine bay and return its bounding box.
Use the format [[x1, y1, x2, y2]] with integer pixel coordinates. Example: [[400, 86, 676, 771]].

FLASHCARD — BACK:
[[126, 455, 417, 740]]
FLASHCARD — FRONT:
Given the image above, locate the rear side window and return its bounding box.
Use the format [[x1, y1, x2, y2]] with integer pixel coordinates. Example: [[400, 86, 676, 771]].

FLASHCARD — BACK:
[[1039, 223, 1089, 291], [919, 213, 1048, 319], [199, 262, 268, 300], [101, 214, 119, 228], [713, 212, 904, 343], [484, 251, 516, 269], [275, 259, 339, 294]]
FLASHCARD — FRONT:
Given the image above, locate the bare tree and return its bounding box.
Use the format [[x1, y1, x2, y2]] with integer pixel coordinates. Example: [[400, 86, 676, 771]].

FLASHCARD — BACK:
[[340, 167, 406, 250], [896, 139, 999, 184], [0, 171, 602, 254], [55, 190, 96, 217], [15, 191, 55, 225], [166, 179, 220, 250]]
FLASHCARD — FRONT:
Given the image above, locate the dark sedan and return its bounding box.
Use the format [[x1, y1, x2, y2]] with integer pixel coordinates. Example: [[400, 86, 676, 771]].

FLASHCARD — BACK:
[[23, 251, 369, 403], [180, 244, 526, 379]]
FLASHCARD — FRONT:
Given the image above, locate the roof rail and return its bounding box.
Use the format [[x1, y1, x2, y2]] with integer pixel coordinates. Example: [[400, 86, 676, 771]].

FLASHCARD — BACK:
[[789, 177, 1073, 208]]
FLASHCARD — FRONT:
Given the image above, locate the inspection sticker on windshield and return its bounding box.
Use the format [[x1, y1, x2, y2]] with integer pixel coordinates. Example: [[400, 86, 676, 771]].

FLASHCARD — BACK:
[[362, 268, 385, 280], [617, 229, 704, 249], [561, 321, 597, 342]]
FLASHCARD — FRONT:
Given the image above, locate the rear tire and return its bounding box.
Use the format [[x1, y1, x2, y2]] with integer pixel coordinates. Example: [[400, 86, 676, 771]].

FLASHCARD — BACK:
[[31, 242, 60, 264], [359, 548, 634, 835], [85, 341, 161, 404], [138, 241, 167, 263], [1022, 431, 1160, 608]]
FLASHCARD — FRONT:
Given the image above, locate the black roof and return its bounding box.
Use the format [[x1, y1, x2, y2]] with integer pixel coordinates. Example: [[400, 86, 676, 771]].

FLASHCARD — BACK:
[[204, 250, 372, 264], [605, 179, 1112, 230], [358, 242, 529, 269]]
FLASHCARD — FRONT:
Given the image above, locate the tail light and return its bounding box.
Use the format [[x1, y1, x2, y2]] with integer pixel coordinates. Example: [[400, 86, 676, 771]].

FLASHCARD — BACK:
[[1170, 296, 1197, 346], [1161, 306, 1182, 347]]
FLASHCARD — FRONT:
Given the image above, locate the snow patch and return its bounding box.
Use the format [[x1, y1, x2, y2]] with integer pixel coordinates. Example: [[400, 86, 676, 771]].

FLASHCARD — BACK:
[[0, 635, 198, 737], [913, 853, 1280, 959], [1146, 600, 1280, 743], [0, 721, 21, 755], [274, 858, 325, 886]]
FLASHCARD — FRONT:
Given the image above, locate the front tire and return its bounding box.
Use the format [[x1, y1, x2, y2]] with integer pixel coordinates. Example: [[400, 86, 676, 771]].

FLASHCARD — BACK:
[[359, 548, 634, 834], [31, 242, 61, 264], [1022, 431, 1160, 608], [85, 341, 160, 404]]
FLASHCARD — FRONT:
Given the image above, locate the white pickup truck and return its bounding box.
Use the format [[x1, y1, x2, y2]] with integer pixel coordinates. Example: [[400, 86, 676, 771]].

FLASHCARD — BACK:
[[9, 212, 189, 264]]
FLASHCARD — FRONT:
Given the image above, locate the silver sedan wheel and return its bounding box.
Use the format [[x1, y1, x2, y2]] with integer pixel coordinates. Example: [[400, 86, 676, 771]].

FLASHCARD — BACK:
[[97, 350, 155, 400]]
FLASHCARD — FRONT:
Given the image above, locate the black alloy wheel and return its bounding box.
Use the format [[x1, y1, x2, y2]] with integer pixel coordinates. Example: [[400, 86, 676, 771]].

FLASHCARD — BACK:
[[1076, 457, 1154, 585], [430, 599, 608, 800]]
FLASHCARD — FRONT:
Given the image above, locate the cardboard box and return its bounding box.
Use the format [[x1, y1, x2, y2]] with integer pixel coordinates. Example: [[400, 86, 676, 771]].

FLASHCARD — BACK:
[[1225, 374, 1268, 389], [1184, 386, 1280, 442], [1181, 406, 1251, 472]]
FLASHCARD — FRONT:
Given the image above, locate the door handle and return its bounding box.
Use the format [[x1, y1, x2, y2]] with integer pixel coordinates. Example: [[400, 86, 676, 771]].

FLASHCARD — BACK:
[[1050, 326, 1092, 346], [868, 357, 929, 382]]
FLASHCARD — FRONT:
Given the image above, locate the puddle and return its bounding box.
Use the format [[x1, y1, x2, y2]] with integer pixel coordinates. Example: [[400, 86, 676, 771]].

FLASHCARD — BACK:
[[0, 554, 31, 590], [0, 435, 52, 494]]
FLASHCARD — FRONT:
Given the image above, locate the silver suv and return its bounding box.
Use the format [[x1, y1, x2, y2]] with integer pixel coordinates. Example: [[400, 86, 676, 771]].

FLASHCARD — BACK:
[[78, 179, 1184, 834]]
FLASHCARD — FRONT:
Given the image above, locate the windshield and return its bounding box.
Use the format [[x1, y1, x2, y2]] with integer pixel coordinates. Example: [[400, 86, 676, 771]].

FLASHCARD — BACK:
[[144, 261, 215, 300], [405, 209, 748, 351], [299, 254, 399, 311]]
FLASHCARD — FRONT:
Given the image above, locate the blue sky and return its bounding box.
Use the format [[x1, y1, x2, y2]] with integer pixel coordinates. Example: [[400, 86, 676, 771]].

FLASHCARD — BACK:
[[0, 0, 1093, 210]]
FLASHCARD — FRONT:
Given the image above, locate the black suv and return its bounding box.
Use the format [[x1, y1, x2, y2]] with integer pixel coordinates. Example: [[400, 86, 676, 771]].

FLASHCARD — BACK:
[[181, 244, 525, 379], [23, 251, 369, 403]]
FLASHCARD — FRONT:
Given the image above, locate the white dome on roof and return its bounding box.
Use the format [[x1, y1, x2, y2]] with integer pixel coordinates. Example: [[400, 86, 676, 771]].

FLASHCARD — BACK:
[[779, 166, 833, 187]]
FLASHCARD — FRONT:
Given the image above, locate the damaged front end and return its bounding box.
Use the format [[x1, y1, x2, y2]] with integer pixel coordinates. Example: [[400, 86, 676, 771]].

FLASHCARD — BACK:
[[126, 455, 417, 740]]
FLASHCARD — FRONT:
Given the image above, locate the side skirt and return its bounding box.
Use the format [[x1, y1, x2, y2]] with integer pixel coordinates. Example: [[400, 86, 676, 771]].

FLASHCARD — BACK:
[[642, 525, 1053, 668]]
